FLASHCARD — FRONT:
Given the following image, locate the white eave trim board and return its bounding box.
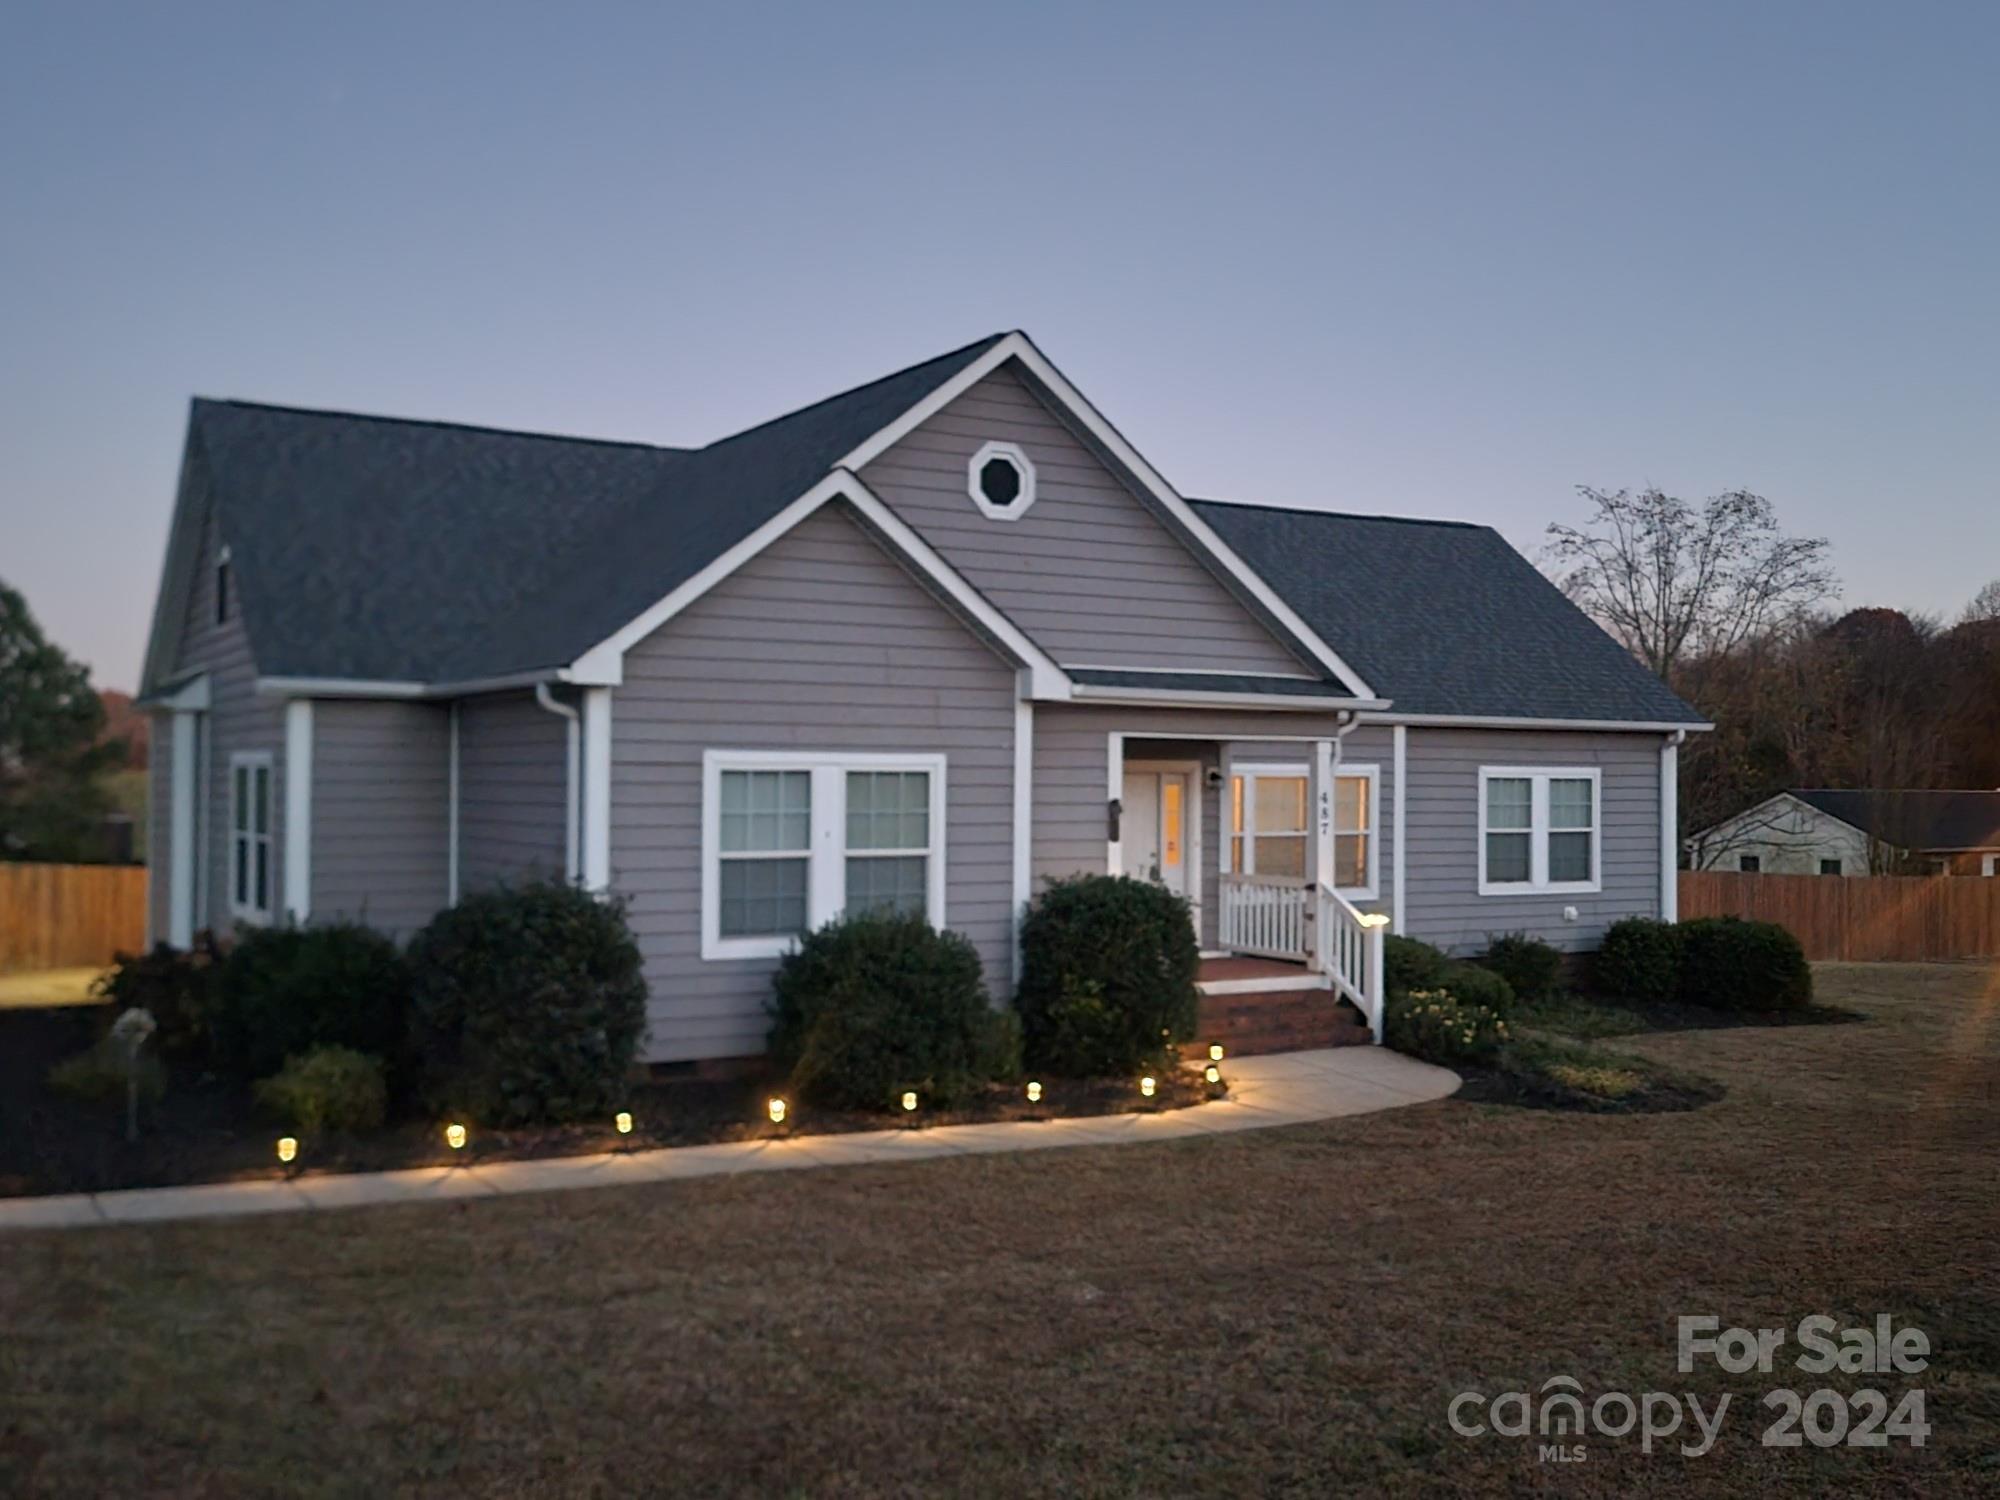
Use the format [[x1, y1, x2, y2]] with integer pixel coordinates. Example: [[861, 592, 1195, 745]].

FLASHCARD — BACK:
[[566, 468, 1070, 697], [1067, 684, 1391, 713], [1358, 711, 1715, 734], [834, 331, 1379, 700]]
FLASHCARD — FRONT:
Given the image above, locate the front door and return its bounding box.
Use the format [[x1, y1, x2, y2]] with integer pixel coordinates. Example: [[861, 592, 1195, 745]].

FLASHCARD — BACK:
[[1122, 767, 1190, 899]]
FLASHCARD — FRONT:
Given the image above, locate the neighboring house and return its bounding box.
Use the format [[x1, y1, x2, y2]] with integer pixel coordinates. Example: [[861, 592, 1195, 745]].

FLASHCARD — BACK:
[[137, 331, 1707, 1063], [1688, 790, 2000, 877]]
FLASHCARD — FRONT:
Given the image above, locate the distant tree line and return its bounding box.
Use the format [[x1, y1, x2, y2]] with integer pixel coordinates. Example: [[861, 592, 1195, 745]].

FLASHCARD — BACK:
[[1546, 487, 2000, 860]]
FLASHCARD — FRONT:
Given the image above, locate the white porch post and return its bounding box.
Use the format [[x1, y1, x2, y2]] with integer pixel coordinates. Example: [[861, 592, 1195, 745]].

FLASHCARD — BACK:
[[582, 687, 612, 892], [284, 700, 313, 923], [1104, 731, 1124, 876], [1314, 738, 1336, 889], [1012, 694, 1033, 984]]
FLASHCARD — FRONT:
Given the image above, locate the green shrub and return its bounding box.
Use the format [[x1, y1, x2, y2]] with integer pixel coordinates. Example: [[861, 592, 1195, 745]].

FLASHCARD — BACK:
[[1384, 987, 1510, 1066], [1594, 918, 1685, 1004], [48, 1040, 167, 1104], [1442, 960, 1516, 1017], [211, 923, 410, 1086], [1480, 933, 1563, 1003], [769, 910, 1007, 1110], [1677, 917, 1812, 1012], [1016, 875, 1199, 1074], [1383, 934, 1450, 996], [254, 1046, 389, 1134], [93, 933, 225, 1064], [406, 881, 648, 1125]]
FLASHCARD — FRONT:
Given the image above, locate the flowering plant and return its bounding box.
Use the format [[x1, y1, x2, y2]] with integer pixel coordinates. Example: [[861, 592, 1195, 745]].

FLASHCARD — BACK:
[[1384, 987, 1508, 1066]]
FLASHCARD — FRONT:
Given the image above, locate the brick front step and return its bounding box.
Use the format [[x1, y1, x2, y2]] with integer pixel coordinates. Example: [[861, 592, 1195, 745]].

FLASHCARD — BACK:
[[1198, 987, 1372, 1056]]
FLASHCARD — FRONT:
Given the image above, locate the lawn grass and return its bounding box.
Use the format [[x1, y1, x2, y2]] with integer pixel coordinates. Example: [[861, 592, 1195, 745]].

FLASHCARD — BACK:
[[1514, 987, 1866, 1039], [3, 961, 1996, 1496]]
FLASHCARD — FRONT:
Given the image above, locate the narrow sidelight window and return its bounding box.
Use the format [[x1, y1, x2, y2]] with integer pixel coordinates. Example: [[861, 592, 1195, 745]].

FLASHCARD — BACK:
[[229, 751, 273, 922]]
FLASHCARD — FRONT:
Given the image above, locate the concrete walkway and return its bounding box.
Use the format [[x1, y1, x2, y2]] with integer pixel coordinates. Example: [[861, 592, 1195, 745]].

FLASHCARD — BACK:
[[0, 1047, 1459, 1233]]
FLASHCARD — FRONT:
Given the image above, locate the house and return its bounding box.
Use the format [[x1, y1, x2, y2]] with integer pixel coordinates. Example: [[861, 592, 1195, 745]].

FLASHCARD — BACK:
[[137, 331, 1707, 1062], [1688, 790, 2000, 877]]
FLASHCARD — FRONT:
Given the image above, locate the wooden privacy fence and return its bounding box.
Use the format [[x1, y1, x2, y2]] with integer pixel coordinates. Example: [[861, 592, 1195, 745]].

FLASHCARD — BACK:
[[0, 862, 149, 974], [1680, 870, 2000, 962]]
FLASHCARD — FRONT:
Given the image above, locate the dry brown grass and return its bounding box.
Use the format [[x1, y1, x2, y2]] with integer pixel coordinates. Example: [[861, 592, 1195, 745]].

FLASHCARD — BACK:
[[3, 962, 1996, 1497]]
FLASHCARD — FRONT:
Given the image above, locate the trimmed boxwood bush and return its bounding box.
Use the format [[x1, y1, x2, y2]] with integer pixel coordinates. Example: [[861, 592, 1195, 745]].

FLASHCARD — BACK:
[[1383, 934, 1450, 997], [1441, 960, 1516, 1018], [1677, 916, 1812, 1012], [1480, 933, 1563, 1003], [211, 923, 410, 1087], [1595, 917, 1685, 1004], [1016, 875, 1198, 1074], [768, 910, 1012, 1110], [406, 881, 648, 1125], [254, 1046, 389, 1134]]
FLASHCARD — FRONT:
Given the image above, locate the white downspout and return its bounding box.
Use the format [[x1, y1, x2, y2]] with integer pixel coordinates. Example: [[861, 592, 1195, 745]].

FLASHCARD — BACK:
[[535, 683, 581, 883], [1661, 729, 1686, 921]]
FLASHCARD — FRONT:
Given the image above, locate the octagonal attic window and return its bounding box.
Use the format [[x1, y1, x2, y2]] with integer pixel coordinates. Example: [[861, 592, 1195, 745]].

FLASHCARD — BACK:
[[967, 440, 1036, 521]]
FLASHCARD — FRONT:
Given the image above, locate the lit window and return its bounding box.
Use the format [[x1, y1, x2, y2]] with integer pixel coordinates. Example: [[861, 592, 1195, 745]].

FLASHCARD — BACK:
[[702, 752, 946, 959], [966, 441, 1037, 520], [1229, 767, 1308, 877], [229, 751, 273, 922], [1333, 768, 1377, 895], [1479, 767, 1601, 895]]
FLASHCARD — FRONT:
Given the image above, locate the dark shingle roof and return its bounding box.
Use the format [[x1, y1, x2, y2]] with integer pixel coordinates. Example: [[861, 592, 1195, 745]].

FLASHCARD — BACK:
[[188, 334, 1006, 684], [1068, 668, 1354, 700], [1791, 790, 2000, 851], [1190, 501, 1706, 724]]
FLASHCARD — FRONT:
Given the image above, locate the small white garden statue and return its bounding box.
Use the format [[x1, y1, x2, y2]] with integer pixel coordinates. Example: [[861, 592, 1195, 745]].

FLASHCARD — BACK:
[[108, 1006, 158, 1144]]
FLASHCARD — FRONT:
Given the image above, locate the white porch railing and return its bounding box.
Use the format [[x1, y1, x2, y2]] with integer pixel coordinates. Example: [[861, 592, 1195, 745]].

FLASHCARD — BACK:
[[1315, 882, 1386, 1043], [1217, 873, 1313, 961], [1217, 872, 1385, 1042]]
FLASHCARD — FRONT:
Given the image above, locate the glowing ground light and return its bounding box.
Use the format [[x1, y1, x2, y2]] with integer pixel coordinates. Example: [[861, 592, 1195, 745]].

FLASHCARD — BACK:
[[1140, 1076, 1157, 1098], [444, 1123, 468, 1151], [1209, 1043, 1225, 1062], [276, 1136, 298, 1164], [900, 1091, 919, 1112], [615, 1111, 633, 1134], [1025, 1080, 1042, 1103], [767, 1097, 788, 1124], [1204, 1065, 1222, 1085]]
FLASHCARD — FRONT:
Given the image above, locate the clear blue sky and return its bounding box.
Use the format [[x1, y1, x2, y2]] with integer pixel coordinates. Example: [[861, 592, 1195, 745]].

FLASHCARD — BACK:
[[4, 1, 1995, 691]]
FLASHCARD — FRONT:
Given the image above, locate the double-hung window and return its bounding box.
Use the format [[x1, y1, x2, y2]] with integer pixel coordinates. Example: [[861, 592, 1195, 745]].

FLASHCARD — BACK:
[[229, 751, 274, 923], [1227, 762, 1377, 897], [1331, 765, 1378, 897], [1478, 767, 1601, 895], [702, 751, 946, 959]]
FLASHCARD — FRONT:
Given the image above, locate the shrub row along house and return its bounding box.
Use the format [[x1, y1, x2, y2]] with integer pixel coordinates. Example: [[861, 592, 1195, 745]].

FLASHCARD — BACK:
[[137, 331, 1707, 1064]]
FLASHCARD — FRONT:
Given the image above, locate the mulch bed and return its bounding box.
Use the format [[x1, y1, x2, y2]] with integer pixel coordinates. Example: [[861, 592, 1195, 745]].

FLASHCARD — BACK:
[[0, 1005, 1214, 1198], [1452, 1058, 1727, 1114]]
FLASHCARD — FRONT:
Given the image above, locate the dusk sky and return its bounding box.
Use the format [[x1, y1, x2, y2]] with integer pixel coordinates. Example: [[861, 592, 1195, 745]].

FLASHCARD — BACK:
[[4, 1, 1995, 692]]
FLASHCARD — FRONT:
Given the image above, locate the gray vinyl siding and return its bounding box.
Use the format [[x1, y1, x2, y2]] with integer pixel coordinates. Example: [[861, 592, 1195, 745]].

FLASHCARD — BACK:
[[612, 502, 1019, 1064], [311, 700, 451, 938], [147, 712, 173, 945], [1401, 728, 1664, 955], [456, 691, 570, 892], [174, 479, 287, 938], [862, 365, 1310, 675]]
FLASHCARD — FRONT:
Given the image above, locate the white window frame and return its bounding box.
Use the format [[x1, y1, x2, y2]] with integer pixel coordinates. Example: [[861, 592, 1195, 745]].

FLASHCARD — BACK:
[[228, 749, 275, 924], [700, 749, 948, 960], [1225, 760, 1311, 880], [966, 440, 1038, 521], [1331, 763, 1380, 901], [1477, 766, 1603, 897]]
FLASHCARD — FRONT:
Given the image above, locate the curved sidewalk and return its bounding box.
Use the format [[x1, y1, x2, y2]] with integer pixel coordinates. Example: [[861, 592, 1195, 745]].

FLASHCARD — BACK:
[[0, 1048, 1460, 1233]]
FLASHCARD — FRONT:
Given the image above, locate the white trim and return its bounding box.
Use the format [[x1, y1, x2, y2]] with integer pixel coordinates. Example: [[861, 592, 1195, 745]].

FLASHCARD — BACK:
[[1104, 732, 1125, 876], [1222, 760, 1311, 881], [1391, 725, 1408, 933], [1477, 766, 1604, 897], [213, 544, 233, 627], [834, 332, 1379, 698], [1197, 973, 1332, 997], [153, 674, 212, 713], [283, 701, 313, 923], [1068, 683, 1388, 712], [256, 676, 427, 699], [1012, 697, 1033, 983], [582, 687, 612, 893], [699, 750, 948, 962], [1361, 711, 1713, 734], [168, 710, 199, 947], [1660, 731, 1682, 920], [569, 469, 1068, 697], [1064, 663, 1322, 681], [534, 684, 581, 882], [1330, 761, 1381, 902], [967, 439, 1038, 521], [227, 750, 277, 925], [1315, 739, 1335, 892], [447, 702, 461, 905]]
